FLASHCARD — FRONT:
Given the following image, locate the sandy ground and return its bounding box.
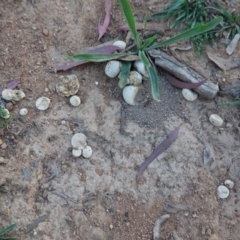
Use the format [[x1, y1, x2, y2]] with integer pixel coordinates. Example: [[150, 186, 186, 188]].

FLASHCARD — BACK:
[[0, 0, 240, 239]]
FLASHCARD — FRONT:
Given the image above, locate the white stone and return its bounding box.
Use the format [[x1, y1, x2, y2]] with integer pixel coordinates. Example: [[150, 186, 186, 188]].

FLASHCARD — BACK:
[[127, 71, 142, 85], [19, 108, 28, 116], [122, 85, 140, 105], [82, 146, 93, 158], [2, 89, 25, 101], [133, 60, 148, 77], [72, 149, 82, 157], [217, 185, 229, 199], [71, 133, 87, 150], [105, 61, 122, 78], [182, 89, 198, 101], [113, 40, 126, 50], [209, 114, 223, 127], [35, 97, 51, 110], [69, 95, 81, 107], [224, 179, 234, 189]]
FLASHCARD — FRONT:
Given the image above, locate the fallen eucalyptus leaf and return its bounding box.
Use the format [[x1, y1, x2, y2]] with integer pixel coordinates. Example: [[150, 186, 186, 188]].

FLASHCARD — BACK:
[[164, 72, 205, 89], [136, 123, 184, 181], [98, 0, 112, 40]]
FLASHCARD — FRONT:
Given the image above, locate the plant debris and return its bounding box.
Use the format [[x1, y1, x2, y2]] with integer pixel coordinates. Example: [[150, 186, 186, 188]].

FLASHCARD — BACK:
[[98, 0, 112, 40], [136, 123, 184, 181], [164, 202, 188, 213], [164, 71, 205, 89], [153, 214, 170, 240], [0, 80, 19, 95]]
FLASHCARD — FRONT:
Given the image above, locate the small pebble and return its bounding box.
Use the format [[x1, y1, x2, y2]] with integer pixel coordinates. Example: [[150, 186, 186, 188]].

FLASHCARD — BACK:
[[208, 234, 218, 240], [42, 28, 49, 36], [1, 143, 7, 149], [182, 89, 198, 101], [224, 179, 234, 189], [109, 224, 113, 230], [209, 114, 223, 127], [217, 185, 229, 199], [0, 157, 7, 164], [5, 102, 13, 111], [61, 120, 66, 125]]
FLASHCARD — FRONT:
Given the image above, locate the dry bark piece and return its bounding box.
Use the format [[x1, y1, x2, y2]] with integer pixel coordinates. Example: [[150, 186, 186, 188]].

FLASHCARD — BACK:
[[149, 49, 219, 99], [207, 51, 240, 71], [153, 214, 170, 240], [226, 33, 240, 55]]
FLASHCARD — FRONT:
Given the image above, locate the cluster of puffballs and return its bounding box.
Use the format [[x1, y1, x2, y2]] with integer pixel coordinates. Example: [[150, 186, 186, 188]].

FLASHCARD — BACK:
[[71, 133, 92, 158], [104, 40, 148, 105]]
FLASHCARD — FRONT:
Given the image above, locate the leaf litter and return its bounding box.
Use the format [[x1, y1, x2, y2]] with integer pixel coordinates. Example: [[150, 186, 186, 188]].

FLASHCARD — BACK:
[[136, 123, 184, 181]]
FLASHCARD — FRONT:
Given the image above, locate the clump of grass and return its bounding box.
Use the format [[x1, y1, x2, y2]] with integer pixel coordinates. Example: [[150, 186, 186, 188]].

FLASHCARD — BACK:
[[0, 224, 17, 240], [0, 109, 12, 129], [148, 0, 240, 57]]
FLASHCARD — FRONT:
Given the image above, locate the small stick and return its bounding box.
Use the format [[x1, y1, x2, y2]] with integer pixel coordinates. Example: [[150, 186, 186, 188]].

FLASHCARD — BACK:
[[26, 213, 50, 233], [153, 214, 170, 240]]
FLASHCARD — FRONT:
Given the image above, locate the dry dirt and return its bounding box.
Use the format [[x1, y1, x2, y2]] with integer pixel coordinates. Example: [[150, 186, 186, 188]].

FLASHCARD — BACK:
[[0, 0, 240, 240]]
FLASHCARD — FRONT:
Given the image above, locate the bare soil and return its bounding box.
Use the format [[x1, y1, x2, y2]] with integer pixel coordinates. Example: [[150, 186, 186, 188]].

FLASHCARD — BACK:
[[0, 1, 240, 240]]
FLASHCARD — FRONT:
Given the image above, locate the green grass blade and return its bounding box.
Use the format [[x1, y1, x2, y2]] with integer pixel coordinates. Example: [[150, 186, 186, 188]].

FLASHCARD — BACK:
[[215, 0, 234, 23], [118, 61, 131, 89], [67, 52, 133, 62], [140, 34, 157, 50], [146, 17, 223, 50], [0, 224, 16, 237], [216, 100, 240, 107], [139, 51, 159, 100], [117, 0, 140, 48]]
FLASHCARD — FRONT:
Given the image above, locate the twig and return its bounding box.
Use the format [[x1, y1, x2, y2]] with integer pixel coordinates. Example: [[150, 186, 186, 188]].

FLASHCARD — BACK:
[[26, 213, 50, 233]]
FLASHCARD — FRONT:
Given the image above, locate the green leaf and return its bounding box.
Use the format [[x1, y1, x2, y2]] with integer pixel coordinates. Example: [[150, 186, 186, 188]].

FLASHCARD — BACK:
[[118, 61, 131, 89], [140, 34, 157, 50], [0, 224, 16, 237], [139, 51, 160, 100], [146, 17, 223, 50], [67, 52, 133, 62], [117, 0, 140, 48]]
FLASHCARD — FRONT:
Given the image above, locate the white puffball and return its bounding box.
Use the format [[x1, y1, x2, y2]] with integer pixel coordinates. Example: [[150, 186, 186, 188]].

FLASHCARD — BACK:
[[82, 146, 93, 158], [217, 185, 229, 199], [133, 60, 148, 77], [71, 133, 87, 150], [105, 61, 122, 78], [72, 149, 82, 157], [19, 108, 28, 116], [113, 40, 126, 50], [182, 89, 198, 101], [0, 109, 10, 119], [2, 89, 25, 101], [209, 114, 223, 127], [122, 85, 140, 105], [69, 95, 81, 107], [224, 179, 234, 189], [127, 71, 142, 85], [36, 97, 51, 110]]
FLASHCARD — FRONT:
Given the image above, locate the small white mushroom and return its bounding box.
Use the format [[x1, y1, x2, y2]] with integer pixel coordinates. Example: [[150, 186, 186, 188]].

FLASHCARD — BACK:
[[69, 95, 81, 107], [209, 114, 223, 127], [133, 60, 148, 77], [182, 89, 198, 101], [105, 61, 122, 78], [217, 185, 229, 199], [122, 85, 140, 105], [19, 108, 28, 116], [71, 133, 87, 150], [72, 149, 82, 157], [224, 179, 234, 189], [82, 146, 93, 158], [127, 71, 142, 86], [35, 97, 51, 110], [113, 40, 126, 50], [0, 109, 10, 119], [2, 89, 25, 101]]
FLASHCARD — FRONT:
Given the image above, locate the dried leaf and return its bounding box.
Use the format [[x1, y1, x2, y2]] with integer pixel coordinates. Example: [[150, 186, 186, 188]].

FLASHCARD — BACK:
[[57, 45, 120, 71], [164, 72, 205, 89], [6, 80, 19, 89], [136, 123, 184, 181], [207, 52, 240, 71], [98, 0, 112, 40]]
